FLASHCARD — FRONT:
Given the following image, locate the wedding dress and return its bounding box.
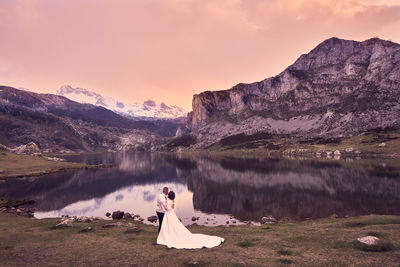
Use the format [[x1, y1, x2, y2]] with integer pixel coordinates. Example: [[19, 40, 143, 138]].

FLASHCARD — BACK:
[[156, 200, 224, 249]]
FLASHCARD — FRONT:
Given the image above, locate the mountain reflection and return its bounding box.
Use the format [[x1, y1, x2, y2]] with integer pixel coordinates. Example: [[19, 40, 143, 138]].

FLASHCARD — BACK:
[[0, 152, 399, 222], [182, 157, 400, 221]]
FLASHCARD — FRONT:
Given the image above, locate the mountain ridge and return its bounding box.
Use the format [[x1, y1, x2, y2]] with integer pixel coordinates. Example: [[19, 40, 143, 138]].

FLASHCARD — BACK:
[[183, 37, 400, 149], [57, 85, 188, 120], [0, 86, 183, 152]]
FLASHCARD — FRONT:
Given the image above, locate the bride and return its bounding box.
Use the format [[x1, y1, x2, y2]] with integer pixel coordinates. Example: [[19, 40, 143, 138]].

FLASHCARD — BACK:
[[156, 191, 224, 249]]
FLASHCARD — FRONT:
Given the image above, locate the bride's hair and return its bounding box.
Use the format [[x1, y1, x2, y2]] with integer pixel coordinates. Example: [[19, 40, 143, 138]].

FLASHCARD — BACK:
[[168, 191, 175, 200]]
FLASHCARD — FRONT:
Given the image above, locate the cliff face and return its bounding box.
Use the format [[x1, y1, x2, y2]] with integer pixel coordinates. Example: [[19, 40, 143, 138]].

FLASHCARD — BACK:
[[188, 37, 400, 148]]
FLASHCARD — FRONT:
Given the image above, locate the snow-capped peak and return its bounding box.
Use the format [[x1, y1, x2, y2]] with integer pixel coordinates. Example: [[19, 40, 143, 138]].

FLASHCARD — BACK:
[[56, 85, 188, 119]]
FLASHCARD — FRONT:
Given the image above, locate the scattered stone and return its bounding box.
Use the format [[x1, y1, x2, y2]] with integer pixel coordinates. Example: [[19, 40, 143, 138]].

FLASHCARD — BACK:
[[232, 220, 237, 224], [56, 218, 73, 227], [261, 216, 278, 224], [123, 213, 132, 220], [329, 214, 338, 219], [46, 156, 66, 162], [334, 150, 341, 155], [112, 210, 124, 220], [105, 212, 111, 217], [77, 216, 93, 222], [379, 142, 386, 147], [11, 142, 40, 154], [133, 214, 141, 219], [139, 218, 144, 222], [357, 236, 379, 245], [226, 221, 229, 224], [147, 215, 158, 223], [345, 147, 354, 152], [79, 226, 93, 233], [191, 216, 200, 221]]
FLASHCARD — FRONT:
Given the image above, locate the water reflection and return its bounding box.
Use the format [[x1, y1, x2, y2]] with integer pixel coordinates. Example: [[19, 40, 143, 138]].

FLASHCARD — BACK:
[[0, 152, 399, 225]]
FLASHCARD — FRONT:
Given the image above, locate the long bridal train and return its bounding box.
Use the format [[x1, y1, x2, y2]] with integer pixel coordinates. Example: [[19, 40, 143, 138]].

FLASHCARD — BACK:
[[157, 201, 224, 249]]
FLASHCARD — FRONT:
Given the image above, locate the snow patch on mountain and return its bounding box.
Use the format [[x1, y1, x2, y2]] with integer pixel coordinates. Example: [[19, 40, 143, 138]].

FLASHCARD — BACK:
[[57, 85, 188, 119]]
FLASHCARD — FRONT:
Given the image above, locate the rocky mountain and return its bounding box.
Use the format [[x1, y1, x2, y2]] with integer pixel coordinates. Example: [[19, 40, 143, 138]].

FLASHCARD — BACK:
[[0, 86, 182, 152], [57, 85, 188, 120], [184, 37, 400, 148]]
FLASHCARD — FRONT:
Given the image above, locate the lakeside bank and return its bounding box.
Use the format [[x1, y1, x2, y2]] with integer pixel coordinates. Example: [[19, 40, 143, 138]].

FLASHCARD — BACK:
[[0, 212, 399, 266], [0, 151, 111, 180]]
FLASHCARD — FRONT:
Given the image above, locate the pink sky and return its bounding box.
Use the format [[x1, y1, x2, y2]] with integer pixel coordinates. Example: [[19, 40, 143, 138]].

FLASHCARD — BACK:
[[1, 0, 400, 109]]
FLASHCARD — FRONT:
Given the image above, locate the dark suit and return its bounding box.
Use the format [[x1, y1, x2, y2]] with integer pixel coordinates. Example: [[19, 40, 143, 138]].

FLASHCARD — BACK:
[[156, 211, 164, 233]]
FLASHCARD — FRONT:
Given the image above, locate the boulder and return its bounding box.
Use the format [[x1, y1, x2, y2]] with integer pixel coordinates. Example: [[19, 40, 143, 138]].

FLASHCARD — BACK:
[[191, 216, 200, 221], [261, 216, 278, 224], [123, 213, 132, 220], [56, 218, 73, 227], [357, 236, 379, 245], [334, 150, 341, 155], [379, 142, 386, 147], [112, 210, 124, 220], [105, 212, 111, 217], [345, 147, 354, 152], [147, 215, 158, 223]]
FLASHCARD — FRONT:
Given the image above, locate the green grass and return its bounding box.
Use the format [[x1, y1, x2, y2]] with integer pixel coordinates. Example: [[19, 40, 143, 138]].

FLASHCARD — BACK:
[[178, 131, 400, 158], [0, 152, 89, 179], [236, 241, 255, 248], [0, 213, 399, 266], [277, 258, 294, 264], [277, 249, 293, 256]]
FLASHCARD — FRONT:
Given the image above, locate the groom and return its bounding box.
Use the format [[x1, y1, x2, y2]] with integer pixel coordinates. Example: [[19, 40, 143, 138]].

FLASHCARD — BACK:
[[156, 187, 168, 233]]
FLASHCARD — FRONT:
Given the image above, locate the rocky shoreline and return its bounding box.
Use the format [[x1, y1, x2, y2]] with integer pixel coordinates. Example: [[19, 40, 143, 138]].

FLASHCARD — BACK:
[[0, 199, 36, 218]]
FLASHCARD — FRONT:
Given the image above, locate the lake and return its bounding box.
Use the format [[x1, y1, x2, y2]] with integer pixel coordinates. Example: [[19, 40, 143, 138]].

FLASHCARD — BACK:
[[1, 152, 400, 226]]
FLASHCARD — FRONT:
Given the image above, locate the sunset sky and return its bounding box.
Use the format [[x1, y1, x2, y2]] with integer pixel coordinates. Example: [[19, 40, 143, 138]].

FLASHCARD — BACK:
[[1, 0, 400, 109]]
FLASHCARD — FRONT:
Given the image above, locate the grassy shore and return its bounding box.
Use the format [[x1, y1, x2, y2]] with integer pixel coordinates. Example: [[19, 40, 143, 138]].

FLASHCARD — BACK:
[[170, 131, 400, 158], [0, 213, 399, 266], [0, 151, 89, 179]]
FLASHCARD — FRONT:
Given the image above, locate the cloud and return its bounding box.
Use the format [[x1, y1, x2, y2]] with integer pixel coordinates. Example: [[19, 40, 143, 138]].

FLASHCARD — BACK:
[[0, 0, 399, 109]]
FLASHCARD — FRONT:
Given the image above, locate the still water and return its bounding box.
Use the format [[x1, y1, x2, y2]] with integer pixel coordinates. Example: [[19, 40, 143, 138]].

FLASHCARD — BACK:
[[1, 152, 400, 226]]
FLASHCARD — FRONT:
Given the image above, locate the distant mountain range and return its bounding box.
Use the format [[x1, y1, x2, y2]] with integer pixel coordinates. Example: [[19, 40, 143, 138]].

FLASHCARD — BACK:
[[0, 86, 183, 152], [177, 37, 400, 149], [2, 37, 400, 153], [57, 85, 188, 120]]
